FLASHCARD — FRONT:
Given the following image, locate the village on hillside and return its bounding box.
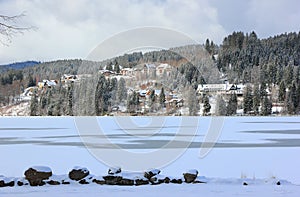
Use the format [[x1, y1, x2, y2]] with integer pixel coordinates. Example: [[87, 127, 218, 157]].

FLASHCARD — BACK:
[[0, 60, 287, 116]]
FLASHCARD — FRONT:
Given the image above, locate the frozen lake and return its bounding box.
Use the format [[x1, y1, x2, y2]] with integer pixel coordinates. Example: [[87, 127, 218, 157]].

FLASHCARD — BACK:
[[0, 116, 300, 185]]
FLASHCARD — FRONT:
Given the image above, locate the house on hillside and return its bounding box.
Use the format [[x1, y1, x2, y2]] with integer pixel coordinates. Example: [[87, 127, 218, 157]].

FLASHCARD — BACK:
[[135, 63, 156, 74], [120, 68, 134, 76], [38, 80, 57, 89], [62, 74, 78, 82], [197, 82, 245, 95], [99, 69, 117, 77], [156, 63, 172, 76]]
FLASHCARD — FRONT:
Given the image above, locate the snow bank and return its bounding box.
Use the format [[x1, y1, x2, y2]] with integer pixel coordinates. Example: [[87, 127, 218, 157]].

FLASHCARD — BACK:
[[30, 166, 52, 173], [72, 166, 88, 173], [187, 169, 198, 175]]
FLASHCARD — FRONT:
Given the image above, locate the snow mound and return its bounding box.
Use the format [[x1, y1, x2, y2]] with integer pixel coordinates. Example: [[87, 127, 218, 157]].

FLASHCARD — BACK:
[[30, 166, 52, 173], [72, 166, 89, 173], [108, 167, 121, 175], [187, 169, 198, 175]]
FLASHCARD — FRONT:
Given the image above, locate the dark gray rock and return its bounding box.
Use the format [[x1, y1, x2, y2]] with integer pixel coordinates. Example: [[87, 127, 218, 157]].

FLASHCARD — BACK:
[[170, 178, 183, 184], [47, 180, 60, 185], [0, 180, 15, 187], [164, 177, 170, 184], [79, 179, 89, 184], [144, 169, 160, 180], [103, 176, 123, 185], [61, 180, 70, 185], [183, 170, 198, 183], [135, 179, 149, 186], [68, 167, 89, 181], [24, 167, 52, 186], [118, 178, 134, 186], [108, 167, 121, 175], [92, 179, 105, 185]]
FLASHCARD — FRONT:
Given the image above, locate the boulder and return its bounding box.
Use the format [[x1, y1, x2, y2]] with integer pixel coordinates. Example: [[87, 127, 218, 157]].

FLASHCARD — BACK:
[[170, 178, 183, 184], [17, 181, 24, 186], [135, 179, 149, 186], [0, 180, 15, 187], [164, 177, 170, 184], [61, 180, 70, 185], [24, 166, 52, 186], [144, 169, 161, 180], [108, 167, 121, 175], [92, 179, 105, 185], [276, 181, 281, 185], [118, 178, 134, 186], [103, 175, 123, 185], [183, 169, 198, 183], [47, 180, 60, 185], [79, 179, 89, 184], [68, 167, 89, 181], [243, 182, 248, 186]]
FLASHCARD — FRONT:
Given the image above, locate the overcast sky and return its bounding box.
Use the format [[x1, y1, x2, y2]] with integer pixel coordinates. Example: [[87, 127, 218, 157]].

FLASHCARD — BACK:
[[0, 0, 299, 64]]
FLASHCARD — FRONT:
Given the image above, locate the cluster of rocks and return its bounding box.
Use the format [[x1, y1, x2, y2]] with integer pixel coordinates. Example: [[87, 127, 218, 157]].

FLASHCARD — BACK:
[[0, 166, 203, 187]]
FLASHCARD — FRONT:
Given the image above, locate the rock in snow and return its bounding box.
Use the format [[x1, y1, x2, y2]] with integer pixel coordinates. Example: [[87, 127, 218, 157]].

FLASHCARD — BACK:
[[24, 166, 52, 186], [108, 167, 122, 175], [144, 169, 161, 180], [68, 166, 90, 181], [183, 169, 198, 183]]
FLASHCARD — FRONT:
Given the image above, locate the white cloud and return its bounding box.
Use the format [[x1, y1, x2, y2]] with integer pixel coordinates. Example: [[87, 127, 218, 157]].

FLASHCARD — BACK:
[[1, 0, 298, 64]]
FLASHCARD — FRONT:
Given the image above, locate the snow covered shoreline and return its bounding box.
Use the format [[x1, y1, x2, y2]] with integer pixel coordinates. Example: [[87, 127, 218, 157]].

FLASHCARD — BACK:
[[1, 173, 299, 197]]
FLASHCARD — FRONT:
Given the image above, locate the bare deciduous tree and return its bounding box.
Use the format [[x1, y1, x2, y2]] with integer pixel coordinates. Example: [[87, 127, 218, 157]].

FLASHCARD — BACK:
[[0, 13, 33, 45]]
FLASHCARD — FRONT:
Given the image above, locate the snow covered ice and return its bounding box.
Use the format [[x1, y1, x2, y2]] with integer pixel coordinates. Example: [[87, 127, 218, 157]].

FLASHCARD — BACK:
[[1, 116, 300, 196]]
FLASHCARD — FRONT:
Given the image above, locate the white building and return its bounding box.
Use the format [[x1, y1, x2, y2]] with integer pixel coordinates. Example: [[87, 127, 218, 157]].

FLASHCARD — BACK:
[[197, 82, 245, 95]]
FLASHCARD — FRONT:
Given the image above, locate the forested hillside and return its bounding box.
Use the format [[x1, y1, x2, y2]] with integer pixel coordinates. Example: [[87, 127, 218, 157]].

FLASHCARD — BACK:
[[215, 31, 300, 85], [1, 31, 300, 116]]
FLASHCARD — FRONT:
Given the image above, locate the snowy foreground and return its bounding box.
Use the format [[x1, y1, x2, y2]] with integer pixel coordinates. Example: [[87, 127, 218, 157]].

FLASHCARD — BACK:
[[1, 116, 300, 196], [1, 179, 300, 197]]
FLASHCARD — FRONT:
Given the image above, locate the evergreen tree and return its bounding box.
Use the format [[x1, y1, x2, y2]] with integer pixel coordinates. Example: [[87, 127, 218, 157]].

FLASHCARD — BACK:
[[46, 89, 54, 116], [95, 75, 107, 115], [149, 89, 156, 112], [27, 75, 36, 87], [286, 82, 298, 114], [103, 78, 111, 112], [278, 81, 286, 102], [67, 83, 74, 115], [295, 66, 300, 84], [252, 84, 260, 115], [39, 91, 47, 112], [202, 95, 211, 116], [110, 77, 118, 106], [30, 90, 38, 116], [106, 62, 113, 71], [243, 85, 253, 114], [159, 87, 166, 108], [114, 62, 121, 73], [284, 65, 294, 87], [260, 82, 267, 101], [127, 91, 139, 113], [215, 95, 227, 116], [296, 85, 300, 113], [117, 77, 127, 104], [261, 96, 272, 116], [205, 38, 212, 54], [187, 87, 199, 116], [227, 93, 237, 115]]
